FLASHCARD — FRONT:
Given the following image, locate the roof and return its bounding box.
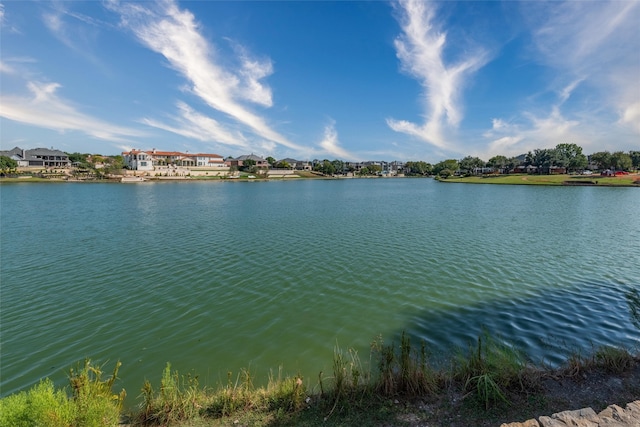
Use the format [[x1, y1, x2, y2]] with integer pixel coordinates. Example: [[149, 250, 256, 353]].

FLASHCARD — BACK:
[[234, 154, 267, 162], [123, 149, 222, 158], [0, 147, 69, 159]]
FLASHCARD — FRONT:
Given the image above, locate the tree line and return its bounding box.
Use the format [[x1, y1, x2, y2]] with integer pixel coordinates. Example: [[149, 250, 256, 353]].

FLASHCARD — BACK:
[[406, 144, 639, 178], [1, 145, 638, 178]]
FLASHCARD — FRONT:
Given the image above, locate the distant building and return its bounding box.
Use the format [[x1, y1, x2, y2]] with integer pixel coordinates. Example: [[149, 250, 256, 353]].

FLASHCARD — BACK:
[[0, 147, 71, 168], [278, 158, 312, 170], [122, 149, 225, 171], [226, 154, 269, 169]]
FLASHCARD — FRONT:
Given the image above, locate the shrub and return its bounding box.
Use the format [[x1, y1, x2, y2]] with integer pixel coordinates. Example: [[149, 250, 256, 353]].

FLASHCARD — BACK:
[[0, 360, 123, 427], [0, 379, 74, 427]]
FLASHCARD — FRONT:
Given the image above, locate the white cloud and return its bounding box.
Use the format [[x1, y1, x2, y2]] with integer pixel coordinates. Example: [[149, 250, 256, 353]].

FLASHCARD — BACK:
[[229, 40, 274, 107], [0, 81, 145, 142], [107, 0, 302, 152], [527, 1, 639, 134], [317, 120, 354, 160], [483, 107, 583, 158], [141, 101, 249, 149], [481, 1, 640, 158], [388, 0, 489, 150], [0, 61, 14, 74], [557, 78, 584, 105], [619, 102, 640, 134]]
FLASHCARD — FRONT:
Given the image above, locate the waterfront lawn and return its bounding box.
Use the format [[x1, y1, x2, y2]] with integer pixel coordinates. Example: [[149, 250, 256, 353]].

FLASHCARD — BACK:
[[439, 173, 640, 186]]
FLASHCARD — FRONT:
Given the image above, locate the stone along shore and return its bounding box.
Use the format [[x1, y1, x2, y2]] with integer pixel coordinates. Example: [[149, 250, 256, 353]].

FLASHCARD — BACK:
[[502, 400, 640, 427]]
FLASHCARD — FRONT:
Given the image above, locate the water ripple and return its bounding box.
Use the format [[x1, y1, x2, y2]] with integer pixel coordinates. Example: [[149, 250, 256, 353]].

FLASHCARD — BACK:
[[1, 181, 638, 400]]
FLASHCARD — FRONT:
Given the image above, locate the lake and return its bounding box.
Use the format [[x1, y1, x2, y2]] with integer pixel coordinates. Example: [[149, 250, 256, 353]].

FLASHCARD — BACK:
[[1, 178, 638, 402]]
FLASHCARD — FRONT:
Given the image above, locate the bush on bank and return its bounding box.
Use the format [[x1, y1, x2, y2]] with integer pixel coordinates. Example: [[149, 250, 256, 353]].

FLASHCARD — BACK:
[[0, 333, 636, 427], [0, 359, 125, 427]]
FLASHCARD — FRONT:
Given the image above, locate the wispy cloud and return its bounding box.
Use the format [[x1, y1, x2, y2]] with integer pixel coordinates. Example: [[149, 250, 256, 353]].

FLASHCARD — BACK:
[[107, 0, 302, 152], [0, 2, 21, 34], [317, 120, 354, 160], [41, 3, 108, 70], [387, 0, 488, 150], [483, 0, 640, 157], [0, 80, 145, 142], [141, 101, 249, 150]]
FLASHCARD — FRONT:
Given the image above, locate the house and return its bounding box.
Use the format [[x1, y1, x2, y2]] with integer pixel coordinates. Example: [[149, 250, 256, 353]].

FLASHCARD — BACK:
[[122, 149, 225, 171], [122, 149, 154, 171], [226, 154, 269, 169], [512, 165, 537, 174], [278, 158, 312, 170], [0, 147, 71, 168]]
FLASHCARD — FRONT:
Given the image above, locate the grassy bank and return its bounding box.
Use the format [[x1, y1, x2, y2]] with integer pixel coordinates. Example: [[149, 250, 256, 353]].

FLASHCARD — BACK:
[[1, 332, 638, 427], [437, 173, 640, 186]]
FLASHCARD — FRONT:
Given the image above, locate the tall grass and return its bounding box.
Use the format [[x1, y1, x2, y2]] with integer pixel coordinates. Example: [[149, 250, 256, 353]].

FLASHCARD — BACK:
[[137, 363, 309, 425], [453, 332, 528, 409], [138, 363, 206, 425], [1, 334, 636, 426], [372, 332, 439, 396]]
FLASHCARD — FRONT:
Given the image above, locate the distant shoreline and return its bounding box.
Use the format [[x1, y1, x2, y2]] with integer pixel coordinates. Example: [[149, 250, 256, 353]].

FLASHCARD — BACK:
[[1, 172, 639, 187], [436, 172, 640, 187]]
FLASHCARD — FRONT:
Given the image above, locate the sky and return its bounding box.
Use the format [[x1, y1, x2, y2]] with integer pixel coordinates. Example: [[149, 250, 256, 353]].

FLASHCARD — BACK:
[[1, 1, 639, 162]]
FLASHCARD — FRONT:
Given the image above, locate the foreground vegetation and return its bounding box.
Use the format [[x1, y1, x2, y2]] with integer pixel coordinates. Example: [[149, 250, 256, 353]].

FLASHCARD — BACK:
[[2, 332, 638, 427]]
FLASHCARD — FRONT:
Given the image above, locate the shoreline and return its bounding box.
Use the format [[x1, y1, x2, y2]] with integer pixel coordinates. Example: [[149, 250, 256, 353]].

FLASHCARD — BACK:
[[2, 337, 639, 426], [2, 172, 640, 187]]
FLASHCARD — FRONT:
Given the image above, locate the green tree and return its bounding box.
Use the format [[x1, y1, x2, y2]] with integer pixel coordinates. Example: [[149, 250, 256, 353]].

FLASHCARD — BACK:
[[405, 161, 432, 176], [266, 156, 276, 166], [611, 151, 633, 171], [102, 155, 125, 175], [368, 164, 382, 175], [525, 149, 558, 174], [275, 160, 291, 169], [433, 159, 459, 176], [438, 168, 453, 179], [313, 159, 336, 175], [458, 156, 485, 175], [506, 156, 521, 172], [0, 155, 18, 172], [589, 151, 612, 170], [331, 159, 345, 175], [487, 155, 508, 172], [628, 151, 640, 170], [241, 159, 257, 172], [554, 143, 587, 173], [67, 152, 90, 165]]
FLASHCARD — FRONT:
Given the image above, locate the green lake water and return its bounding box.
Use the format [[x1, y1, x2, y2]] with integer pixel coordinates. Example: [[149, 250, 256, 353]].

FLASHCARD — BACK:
[[1, 179, 639, 402]]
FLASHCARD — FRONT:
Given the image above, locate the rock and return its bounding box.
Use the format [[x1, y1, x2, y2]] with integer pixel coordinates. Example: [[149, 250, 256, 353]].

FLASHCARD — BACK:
[[500, 419, 539, 427], [624, 401, 640, 421], [539, 407, 598, 427], [533, 402, 640, 427]]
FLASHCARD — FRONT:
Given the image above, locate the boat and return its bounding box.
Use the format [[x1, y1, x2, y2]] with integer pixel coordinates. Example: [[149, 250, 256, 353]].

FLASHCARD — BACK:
[[120, 176, 146, 183]]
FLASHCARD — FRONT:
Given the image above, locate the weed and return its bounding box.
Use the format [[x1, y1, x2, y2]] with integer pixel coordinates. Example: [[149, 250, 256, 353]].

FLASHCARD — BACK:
[[137, 363, 205, 425], [68, 359, 125, 427], [454, 331, 527, 408], [465, 373, 508, 410], [594, 346, 635, 374]]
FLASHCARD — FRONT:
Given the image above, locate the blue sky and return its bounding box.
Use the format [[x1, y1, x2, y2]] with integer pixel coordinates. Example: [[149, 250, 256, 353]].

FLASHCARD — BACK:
[[1, 1, 638, 162]]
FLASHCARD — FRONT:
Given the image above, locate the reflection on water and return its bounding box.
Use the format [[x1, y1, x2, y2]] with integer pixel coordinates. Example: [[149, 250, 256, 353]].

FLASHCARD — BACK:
[[627, 288, 640, 331]]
